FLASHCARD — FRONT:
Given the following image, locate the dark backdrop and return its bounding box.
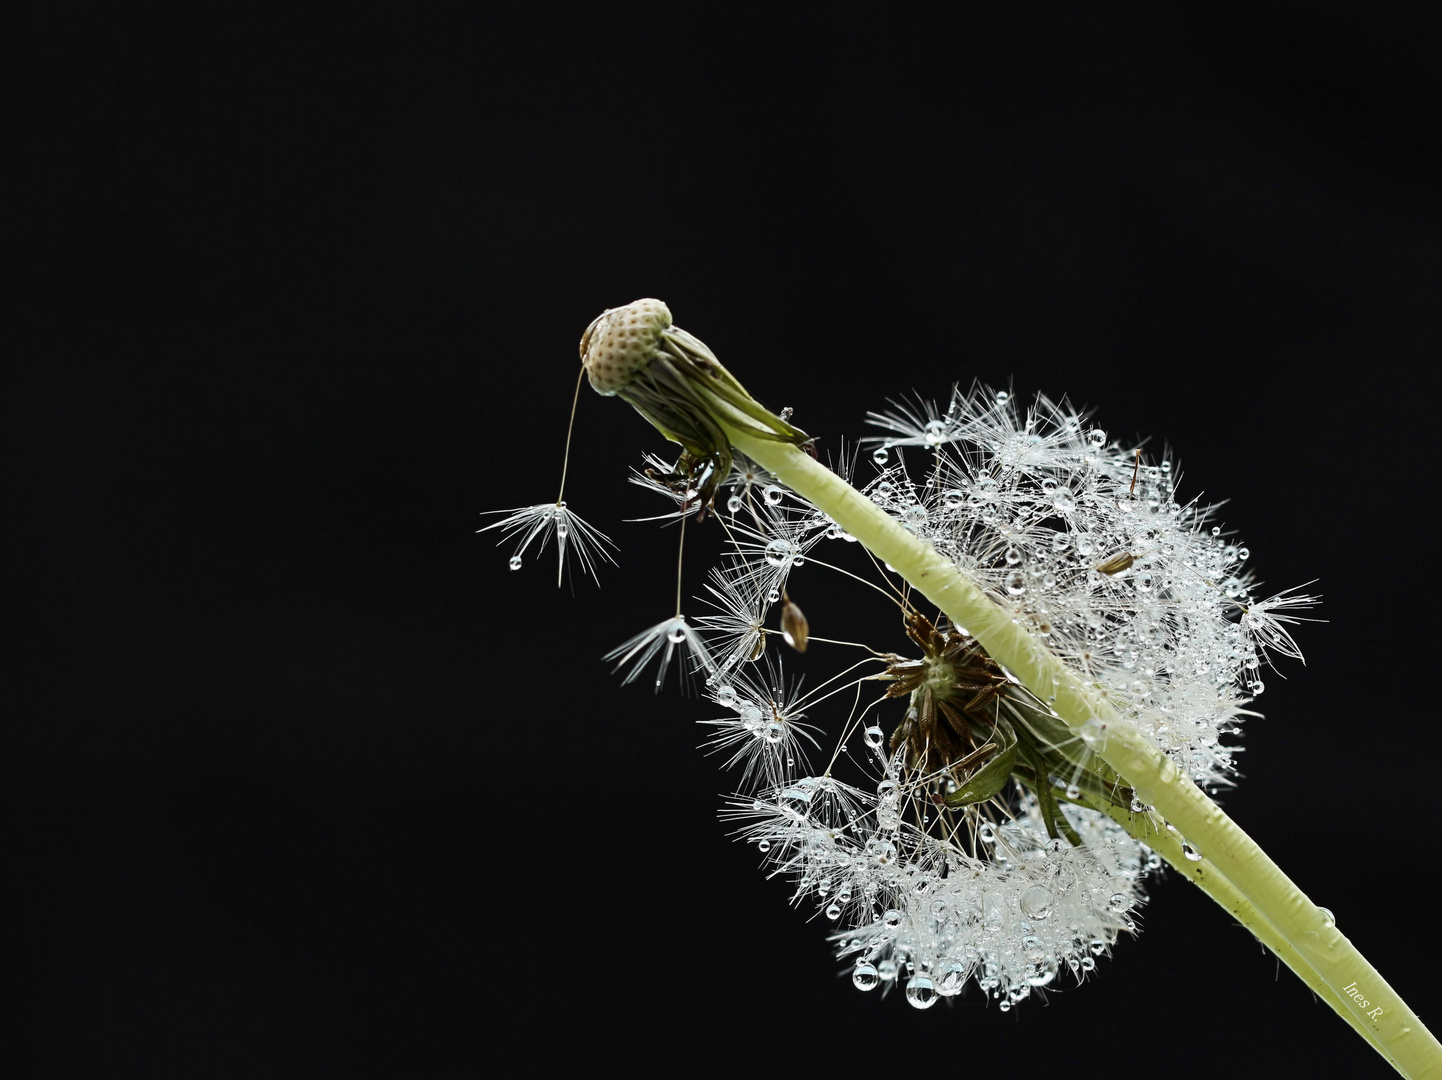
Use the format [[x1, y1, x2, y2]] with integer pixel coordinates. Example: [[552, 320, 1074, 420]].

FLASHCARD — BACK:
[[10, 6, 1438, 1077]]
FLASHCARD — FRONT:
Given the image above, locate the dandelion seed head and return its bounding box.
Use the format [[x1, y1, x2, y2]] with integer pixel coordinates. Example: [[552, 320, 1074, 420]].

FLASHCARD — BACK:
[[580, 298, 672, 396]]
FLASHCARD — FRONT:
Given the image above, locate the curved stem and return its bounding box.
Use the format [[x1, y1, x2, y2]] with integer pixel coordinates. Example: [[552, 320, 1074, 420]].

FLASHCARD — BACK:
[[721, 420, 1439, 1079]]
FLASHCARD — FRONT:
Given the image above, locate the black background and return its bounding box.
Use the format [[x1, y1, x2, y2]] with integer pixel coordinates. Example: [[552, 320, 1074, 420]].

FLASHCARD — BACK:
[[10, 6, 1440, 1077]]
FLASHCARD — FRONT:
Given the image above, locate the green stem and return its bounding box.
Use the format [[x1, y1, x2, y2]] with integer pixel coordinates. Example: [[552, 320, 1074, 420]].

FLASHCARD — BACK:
[[720, 420, 1439, 1079]]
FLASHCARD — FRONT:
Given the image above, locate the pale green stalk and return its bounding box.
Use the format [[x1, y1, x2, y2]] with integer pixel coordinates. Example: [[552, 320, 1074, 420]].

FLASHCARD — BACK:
[[720, 418, 1439, 1079]]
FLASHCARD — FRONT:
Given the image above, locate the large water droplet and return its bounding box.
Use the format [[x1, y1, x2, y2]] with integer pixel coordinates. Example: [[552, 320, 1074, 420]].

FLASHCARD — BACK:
[[852, 963, 879, 991], [764, 484, 784, 506], [726, 494, 743, 513], [934, 960, 967, 996], [872, 446, 889, 466], [864, 724, 884, 748], [764, 539, 794, 567], [826, 902, 842, 921], [508, 555, 523, 571], [1019, 885, 1054, 919], [905, 975, 939, 1009], [666, 619, 687, 644], [1318, 906, 1336, 928]]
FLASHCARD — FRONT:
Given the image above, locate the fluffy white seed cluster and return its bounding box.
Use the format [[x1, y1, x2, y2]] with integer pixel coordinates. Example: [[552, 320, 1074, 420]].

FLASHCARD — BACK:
[[862, 384, 1315, 791], [554, 377, 1312, 1009], [723, 747, 1151, 1010]]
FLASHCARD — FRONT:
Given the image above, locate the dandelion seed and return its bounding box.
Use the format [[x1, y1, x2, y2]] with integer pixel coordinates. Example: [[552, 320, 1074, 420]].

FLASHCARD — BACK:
[[695, 566, 769, 675], [1239, 584, 1321, 664], [699, 659, 820, 790], [478, 501, 615, 587], [604, 614, 716, 693]]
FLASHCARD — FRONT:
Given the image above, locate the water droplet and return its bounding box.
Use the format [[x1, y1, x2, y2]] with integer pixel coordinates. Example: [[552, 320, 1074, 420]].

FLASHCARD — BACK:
[[1027, 964, 1057, 988], [1004, 571, 1026, 596], [556, 522, 569, 539], [764, 539, 794, 567], [872, 446, 889, 466], [764, 484, 784, 506], [1129, 796, 1148, 812], [864, 724, 884, 748], [1182, 839, 1203, 861], [726, 494, 742, 513], [995, 390, 1010, 404], [882, 909, 903, 928], [935, 959, 967, 996], [1005, 546, 1022, 566], [826, 902, 842, 921], [903, 504, 928, 527], [1065, 783, 1081, 799], [877, 959, 899, 982], [977, 821, 996, 844], [1318, 906, 1336, 928], [768, 587, 781, 603], [905, 975, 939, 1009], [1079, 718, 1108, 750], [1108, 892, 1132, 913], [714, 682, 737, 707], [866, 839, 897, 866], [1053, 492, 1075, 513], [1019, 885, 1054, 919], [508, 555, 523, 570], [1088, 428, 1107, 448], [852, 962, 879, 990], [757, 839, 771, 852], [666, 620, 688, 644]]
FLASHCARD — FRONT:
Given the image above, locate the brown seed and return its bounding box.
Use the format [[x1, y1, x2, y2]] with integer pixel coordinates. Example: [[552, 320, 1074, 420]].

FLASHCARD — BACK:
[[781, 592, 809, 653]]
